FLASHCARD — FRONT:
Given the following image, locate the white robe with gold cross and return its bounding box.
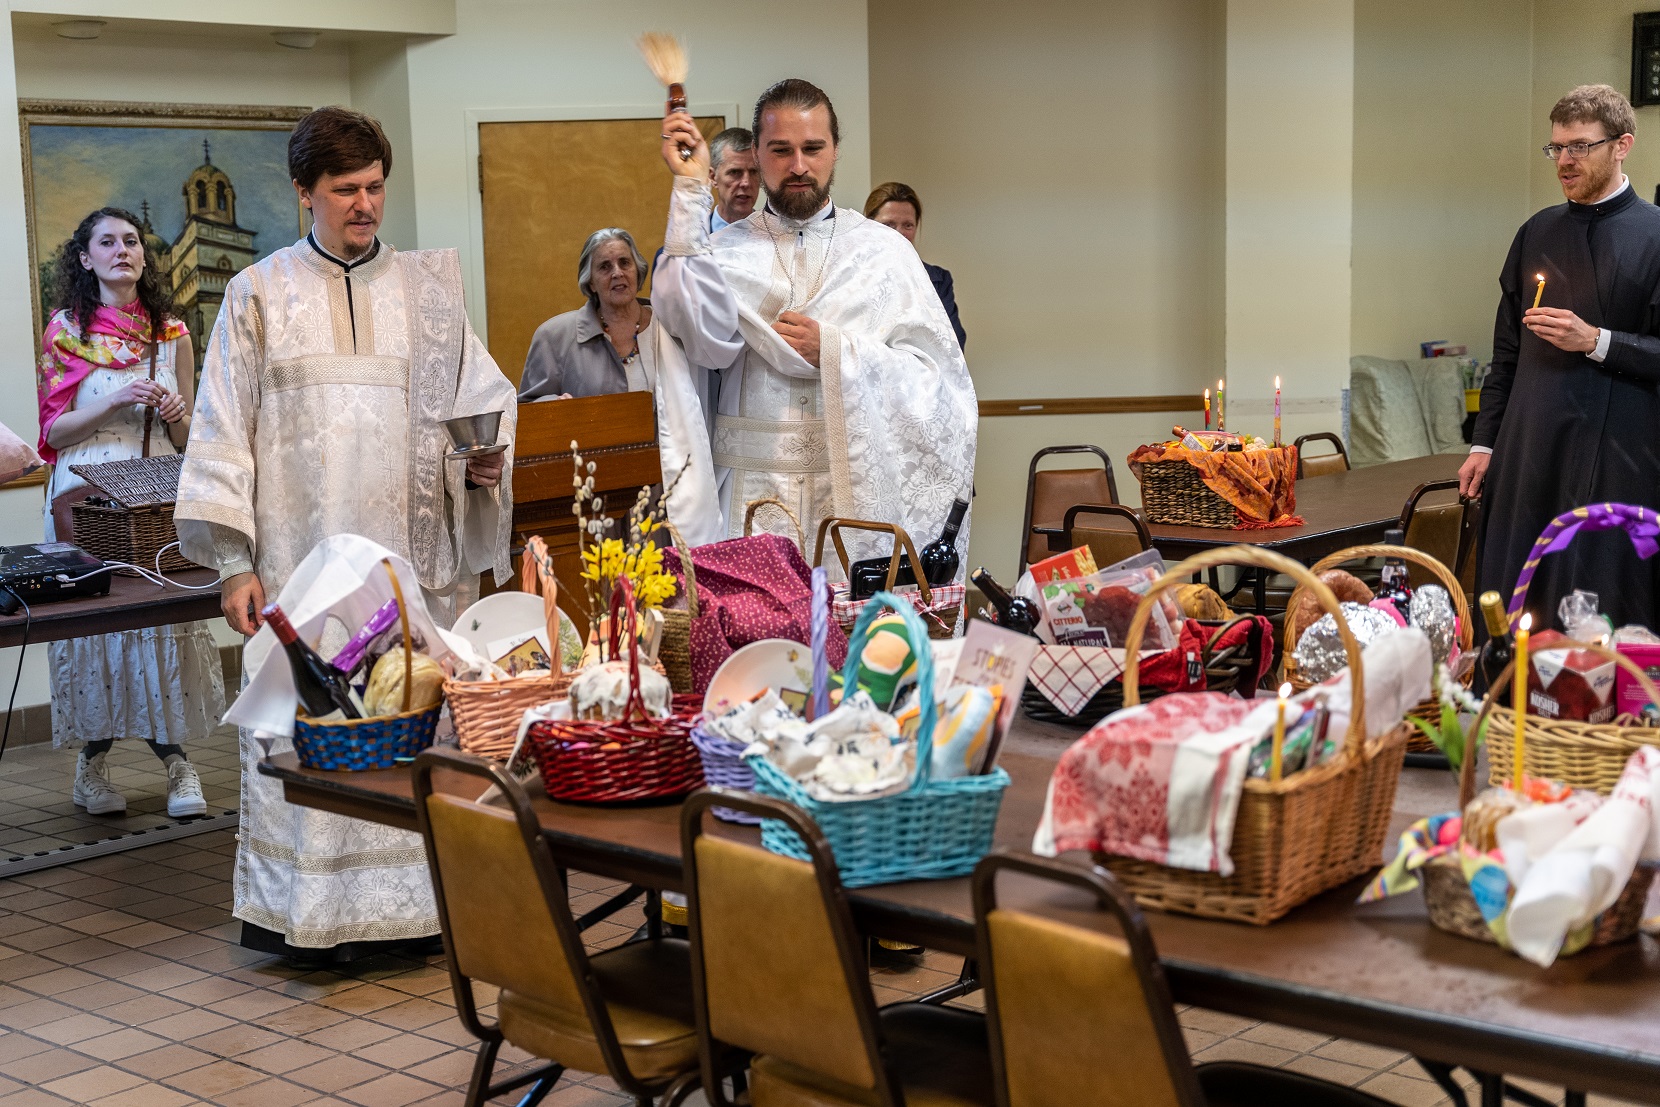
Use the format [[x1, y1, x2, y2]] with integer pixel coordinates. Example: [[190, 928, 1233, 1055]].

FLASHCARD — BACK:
[[175, 237, 516, 948]]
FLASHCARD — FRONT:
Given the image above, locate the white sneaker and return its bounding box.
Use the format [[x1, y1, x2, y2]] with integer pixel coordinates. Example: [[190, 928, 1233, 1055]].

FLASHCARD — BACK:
[[72, 751, 126, 815], [166, 760, 207, 818]]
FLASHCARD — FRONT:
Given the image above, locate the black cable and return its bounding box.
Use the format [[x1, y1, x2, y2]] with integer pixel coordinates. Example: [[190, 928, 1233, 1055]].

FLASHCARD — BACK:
[[0, 595, 31, 764]]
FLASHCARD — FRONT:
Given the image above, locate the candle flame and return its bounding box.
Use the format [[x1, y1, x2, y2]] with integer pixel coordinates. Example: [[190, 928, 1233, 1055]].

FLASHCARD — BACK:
[[1204, 387, 1209, 398], [1535, 273, 1545, 282], [1275, 375, 1281, 389], [1519, 612, 1533, 631], [1217, 379, 1224, 390], [1278, 681, 1292, 700]]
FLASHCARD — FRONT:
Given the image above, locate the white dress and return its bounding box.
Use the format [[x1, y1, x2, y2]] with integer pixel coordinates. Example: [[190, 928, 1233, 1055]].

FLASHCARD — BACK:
[[43, 339, 226, 749]]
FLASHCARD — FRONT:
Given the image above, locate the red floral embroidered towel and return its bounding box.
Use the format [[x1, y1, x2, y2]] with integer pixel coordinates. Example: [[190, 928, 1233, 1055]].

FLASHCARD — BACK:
[[1032, 692, 1266, 876]]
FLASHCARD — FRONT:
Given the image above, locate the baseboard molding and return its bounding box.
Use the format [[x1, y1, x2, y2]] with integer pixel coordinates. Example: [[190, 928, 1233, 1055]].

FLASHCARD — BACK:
[[2, 643, 243, 748]]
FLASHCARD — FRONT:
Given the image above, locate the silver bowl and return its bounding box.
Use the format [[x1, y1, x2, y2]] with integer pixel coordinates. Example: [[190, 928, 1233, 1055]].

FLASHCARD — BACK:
[[443, 411, 501, 452]]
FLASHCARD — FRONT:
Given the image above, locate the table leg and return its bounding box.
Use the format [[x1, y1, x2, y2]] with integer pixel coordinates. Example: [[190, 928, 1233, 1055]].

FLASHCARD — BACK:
[[1415, 1059, 1468, 1106], [914, 958, 980, 1005]]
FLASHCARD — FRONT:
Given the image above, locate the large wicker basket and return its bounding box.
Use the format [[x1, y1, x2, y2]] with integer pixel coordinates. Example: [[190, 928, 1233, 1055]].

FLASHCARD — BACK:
[[444, 536, 573, 761], [813, 516, 961, 640], [68, 455, 193, 574], [659, 534, 700, 696], [1420, 856, 1655, 948], [1284, 544, 1472, 754], [1138, 459, 1236, 529], [1097, 546, 1410, 925]]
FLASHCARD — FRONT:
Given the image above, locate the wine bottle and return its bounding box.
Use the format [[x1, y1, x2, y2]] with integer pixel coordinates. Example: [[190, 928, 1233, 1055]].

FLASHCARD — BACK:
[[919, 498, 970, 586], [1377, 527, 1414, 619], [1478, 591, 1514, 693], [263, 603, 362, 720], [970, 567, 1040, 637], [330, 598, 401, 678]]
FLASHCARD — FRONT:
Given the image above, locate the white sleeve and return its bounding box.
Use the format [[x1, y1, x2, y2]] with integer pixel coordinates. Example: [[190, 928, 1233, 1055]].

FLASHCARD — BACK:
[[1470, 445, 1493, 455], [651, 177, 744, 371], [1588, 326, 1612, 363]]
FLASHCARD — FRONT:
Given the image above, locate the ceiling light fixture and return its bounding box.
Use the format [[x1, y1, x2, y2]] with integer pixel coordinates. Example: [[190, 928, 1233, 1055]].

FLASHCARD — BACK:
[[272, 30, 319, 50], [52, 20, 105, 40]]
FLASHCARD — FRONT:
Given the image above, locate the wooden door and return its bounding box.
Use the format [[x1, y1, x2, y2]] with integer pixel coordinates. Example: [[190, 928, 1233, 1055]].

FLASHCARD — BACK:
[[478, 115, 727, 386]]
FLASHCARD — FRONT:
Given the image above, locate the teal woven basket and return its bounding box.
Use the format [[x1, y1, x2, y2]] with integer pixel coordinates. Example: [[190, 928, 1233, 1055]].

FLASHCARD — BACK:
[[745, 592, 1010, 887]]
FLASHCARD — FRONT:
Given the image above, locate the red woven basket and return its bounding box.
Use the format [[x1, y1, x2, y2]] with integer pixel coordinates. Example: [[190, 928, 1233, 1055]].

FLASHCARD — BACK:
[[527, 578, 703, 804]]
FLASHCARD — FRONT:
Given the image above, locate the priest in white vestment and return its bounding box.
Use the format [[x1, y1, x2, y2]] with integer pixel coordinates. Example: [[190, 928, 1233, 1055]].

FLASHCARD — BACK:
[[175, 107, 516, 961], [651, 79, 977, 560]]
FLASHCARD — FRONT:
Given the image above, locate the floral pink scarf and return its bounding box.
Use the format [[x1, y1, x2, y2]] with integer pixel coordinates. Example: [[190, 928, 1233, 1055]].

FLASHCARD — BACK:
[[36, 302, 187, 463]]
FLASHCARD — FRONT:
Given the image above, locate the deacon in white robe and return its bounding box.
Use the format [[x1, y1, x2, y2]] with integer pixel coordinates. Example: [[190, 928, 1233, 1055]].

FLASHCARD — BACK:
[[651, 79, 977, 561], [174, 107, 516, 956]]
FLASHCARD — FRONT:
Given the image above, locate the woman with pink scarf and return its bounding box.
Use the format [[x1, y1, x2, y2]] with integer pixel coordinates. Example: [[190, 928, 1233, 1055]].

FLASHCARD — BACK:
[[36, 206, 224, 818]]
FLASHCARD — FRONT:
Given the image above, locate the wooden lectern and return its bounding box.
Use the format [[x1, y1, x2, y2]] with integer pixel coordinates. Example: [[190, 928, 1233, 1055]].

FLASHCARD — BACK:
[[510, 392, 661, 639]]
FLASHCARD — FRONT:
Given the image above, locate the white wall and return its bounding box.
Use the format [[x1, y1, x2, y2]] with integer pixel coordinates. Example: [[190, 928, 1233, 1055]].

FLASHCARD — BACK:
[[8, 0, 453, 36], [1351, 0, 1534, 365], [401, 0, 873, 332], [868, 0, 1225, 580]]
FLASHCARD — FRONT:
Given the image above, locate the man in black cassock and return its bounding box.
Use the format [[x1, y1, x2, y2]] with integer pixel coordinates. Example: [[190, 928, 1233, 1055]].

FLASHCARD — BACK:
[[1462, 84, 1660, 631]]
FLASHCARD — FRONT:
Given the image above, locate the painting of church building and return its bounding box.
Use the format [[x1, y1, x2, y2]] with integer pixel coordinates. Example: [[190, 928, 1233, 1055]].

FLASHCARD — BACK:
[[21, 100, 307, 353]]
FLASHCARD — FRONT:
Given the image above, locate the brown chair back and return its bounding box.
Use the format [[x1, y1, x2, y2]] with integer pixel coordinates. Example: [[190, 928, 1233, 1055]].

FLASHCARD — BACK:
[[413, 750, 619, 1064], [1064, 504, 1151, 570], [682, 789, 894, 1106], [973, 853, 1204, 1107], [1293, 432, 1349, 479], [1021, 446, 1118, 573], [1399, 479, 1473, 592]]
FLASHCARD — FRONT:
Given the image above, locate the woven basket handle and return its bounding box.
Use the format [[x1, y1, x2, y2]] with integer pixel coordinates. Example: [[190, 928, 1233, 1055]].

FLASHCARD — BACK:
[[520, 535, 564, 677], [379, 558, 414, 714], [744, 497, 804, 551], [663, 520, 698, 620], [606, 576, 648, 722], [1282, 543, 1474, 664], [1124, 545, 1367, 759], [811, 517, 935, 608], [838, 591, 938, 789], [1508, 504, 1660, 630], [1462, 637, 1660, 807]]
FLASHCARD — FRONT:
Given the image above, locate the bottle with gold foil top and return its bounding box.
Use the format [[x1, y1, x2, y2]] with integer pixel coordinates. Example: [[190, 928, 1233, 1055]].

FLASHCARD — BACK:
[[1478, 591, 1514, 695]]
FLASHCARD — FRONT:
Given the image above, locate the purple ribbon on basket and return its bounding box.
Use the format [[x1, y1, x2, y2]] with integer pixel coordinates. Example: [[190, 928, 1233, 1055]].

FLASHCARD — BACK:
[[810, 566, 830, 720], [1508, 503, 1660, 627]]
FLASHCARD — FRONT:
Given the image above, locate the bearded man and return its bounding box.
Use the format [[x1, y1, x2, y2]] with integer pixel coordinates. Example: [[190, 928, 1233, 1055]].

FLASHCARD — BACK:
[[175, 106, 516, 961], [1461, 84, 1660, 630], [649, 79, 976, 558]]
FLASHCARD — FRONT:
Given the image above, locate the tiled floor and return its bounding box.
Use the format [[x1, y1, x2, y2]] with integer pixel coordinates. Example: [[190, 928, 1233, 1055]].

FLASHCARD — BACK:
[[0, 729, 240, 862], [0, 828, 1646, 1106]]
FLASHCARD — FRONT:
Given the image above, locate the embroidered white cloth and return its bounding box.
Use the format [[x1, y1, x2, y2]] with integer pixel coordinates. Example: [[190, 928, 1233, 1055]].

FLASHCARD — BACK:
[[652, 178, 977, 565]]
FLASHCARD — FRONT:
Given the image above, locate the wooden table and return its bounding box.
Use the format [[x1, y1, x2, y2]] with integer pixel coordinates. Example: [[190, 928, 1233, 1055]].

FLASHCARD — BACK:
[[260, 723, 1660, 1104], [0, 568, 221, 649]]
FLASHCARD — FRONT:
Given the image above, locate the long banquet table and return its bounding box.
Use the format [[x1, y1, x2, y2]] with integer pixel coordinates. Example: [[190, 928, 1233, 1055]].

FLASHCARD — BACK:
[[259, 718, 1660, 1104]]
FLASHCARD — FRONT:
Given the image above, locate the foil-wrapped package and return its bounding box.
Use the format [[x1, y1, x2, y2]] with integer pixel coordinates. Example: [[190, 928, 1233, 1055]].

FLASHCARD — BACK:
[[1409, 584, 1457, 667], [1293, 602, 1402, 683]]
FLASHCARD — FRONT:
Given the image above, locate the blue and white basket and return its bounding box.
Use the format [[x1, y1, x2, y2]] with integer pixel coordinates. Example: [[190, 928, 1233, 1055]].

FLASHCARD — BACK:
[[745, 593, 1009, 887]]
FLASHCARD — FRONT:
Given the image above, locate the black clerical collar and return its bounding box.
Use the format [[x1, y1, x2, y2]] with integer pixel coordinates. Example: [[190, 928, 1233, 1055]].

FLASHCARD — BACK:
[[762, 200, 835, 224], [1567, 180, 1639, 219], [307, 232, 381, 269]]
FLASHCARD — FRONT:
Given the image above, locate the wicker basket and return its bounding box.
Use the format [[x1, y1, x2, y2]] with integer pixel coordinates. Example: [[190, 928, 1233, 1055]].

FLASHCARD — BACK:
[[1138, 459, 1237, 529], [690, 724, 758, 825], [1019, 614, 1266, 727], [444, 536, 573, 761], [68, 455, 193, 574], [526, 577, 702, 804], [747, 593, 1009, 887], [1420, 855, 1655, 949], [1284, 544, 1473, 754], [292, 559, 442, 771], [744, 496, 805, 553], [659, 522, 700, 695], [1481, 642, 1660, 795], [812, 516, 961, 640], [1097, 546, 1410, 925]]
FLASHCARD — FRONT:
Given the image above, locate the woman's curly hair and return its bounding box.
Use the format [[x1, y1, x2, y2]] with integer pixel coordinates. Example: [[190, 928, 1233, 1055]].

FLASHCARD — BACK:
[[51, 207, 178, 337]]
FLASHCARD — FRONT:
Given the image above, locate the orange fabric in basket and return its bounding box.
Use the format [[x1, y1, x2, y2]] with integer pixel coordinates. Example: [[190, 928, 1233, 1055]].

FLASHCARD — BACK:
[[1127, 443, 1303, 528]]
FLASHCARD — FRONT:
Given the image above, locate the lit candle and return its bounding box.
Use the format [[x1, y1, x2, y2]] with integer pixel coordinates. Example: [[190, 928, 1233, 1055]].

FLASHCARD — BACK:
[[1216, 379, 1225, 431], [1204, 387, 1211, 430], [1273, 375, 1282, 447], [1270, 682, 1291, 783], [1532, 273, 1546, 311], [1512, 612, 1532, 793]]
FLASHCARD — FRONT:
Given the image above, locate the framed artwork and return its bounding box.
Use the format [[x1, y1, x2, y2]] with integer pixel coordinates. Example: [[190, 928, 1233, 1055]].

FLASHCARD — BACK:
[[19, 99, 310, 347]]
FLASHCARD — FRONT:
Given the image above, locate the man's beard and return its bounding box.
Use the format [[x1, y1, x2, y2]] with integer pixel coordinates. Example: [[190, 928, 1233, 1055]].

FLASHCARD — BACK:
[[765, 170, 835, 221]]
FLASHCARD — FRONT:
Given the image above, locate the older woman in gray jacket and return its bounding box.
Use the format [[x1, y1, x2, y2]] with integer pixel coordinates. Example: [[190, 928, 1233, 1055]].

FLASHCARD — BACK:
[[519, 228, 658, 399]]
